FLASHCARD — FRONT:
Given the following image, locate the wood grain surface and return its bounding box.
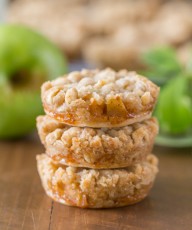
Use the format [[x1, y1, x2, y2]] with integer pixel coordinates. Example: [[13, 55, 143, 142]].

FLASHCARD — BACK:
[[0, 133, 191, 230]]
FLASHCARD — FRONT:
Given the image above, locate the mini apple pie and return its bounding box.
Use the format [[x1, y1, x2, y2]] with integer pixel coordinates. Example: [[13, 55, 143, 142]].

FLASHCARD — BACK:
[[37, 153, 158, 208], [41, 68, 159, 128], [37, 115, 158, 169]]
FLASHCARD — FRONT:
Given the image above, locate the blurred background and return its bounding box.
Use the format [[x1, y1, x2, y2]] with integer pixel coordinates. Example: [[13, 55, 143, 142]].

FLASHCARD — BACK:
[[6, 0, 192, 68], [0, 0, 192, 145]]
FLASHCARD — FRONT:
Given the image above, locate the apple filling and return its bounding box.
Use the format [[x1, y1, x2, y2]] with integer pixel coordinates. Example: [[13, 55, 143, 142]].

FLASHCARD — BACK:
[[42, 68, 159, 127], [37, 154, 159, 208]]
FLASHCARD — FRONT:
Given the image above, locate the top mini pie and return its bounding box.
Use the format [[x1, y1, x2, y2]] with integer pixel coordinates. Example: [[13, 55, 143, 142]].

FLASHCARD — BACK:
[[42, 68, 159, 127]]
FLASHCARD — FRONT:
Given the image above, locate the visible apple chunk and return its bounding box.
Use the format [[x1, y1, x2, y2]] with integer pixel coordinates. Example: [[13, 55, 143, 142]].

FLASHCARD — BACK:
[[106, 96, 127, 120], [89, 98, 105, 117]]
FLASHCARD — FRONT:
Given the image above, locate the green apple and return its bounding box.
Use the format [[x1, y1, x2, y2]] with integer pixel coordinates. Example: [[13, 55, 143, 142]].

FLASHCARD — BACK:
[[0, 24, 67, 138]]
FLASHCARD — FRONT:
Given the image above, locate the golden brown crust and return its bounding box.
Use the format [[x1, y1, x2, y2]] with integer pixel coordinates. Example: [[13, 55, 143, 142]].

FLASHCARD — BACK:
[[41, 68, 159, 128], [37, 154, 158, 208], [37, 115, 158, 169]]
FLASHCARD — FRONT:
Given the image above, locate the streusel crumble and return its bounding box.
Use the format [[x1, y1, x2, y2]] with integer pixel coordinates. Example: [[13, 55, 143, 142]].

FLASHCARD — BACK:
[[42, 68, 159, 127], [37, 154, 158, 208], [37, 115, 158, 168]]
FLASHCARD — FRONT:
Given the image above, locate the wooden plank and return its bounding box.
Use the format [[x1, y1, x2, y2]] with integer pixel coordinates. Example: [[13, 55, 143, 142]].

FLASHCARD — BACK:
[[0, 136, 52, 230], [0, 134, 192, 230]]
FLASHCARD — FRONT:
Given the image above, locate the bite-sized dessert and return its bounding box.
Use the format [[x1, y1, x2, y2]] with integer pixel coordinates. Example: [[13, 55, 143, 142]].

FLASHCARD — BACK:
[[86, 0, 159, 35], [146, 1, 192, 47], [83, 25, 150, 71], [37, 66, 160, 209], [41, 68, 159, 128], [8, 0, 192, 67], [8, 0, 88, 58], [37, 154, 158, 208], [37, 115, 158, 169]]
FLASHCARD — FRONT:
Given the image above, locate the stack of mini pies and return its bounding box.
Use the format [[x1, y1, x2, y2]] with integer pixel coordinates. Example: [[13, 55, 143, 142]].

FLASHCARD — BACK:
[[37, 68, 160, 208]]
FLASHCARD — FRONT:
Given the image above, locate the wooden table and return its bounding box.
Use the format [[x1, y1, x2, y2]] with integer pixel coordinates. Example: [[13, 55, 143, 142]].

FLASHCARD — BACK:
[[0, 133, 191, 230]]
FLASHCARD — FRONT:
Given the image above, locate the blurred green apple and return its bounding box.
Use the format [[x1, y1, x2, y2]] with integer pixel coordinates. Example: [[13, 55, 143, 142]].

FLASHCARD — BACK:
[[0, 24, 67, 138]]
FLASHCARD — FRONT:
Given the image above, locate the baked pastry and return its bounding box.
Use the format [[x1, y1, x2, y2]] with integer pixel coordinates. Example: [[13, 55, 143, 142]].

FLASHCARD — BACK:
[[37, 153, 158, 208], [146, 1, 192, 47], [37, 115, 158, 168], [8, 0, 88, 58], [41, 68, 159, 128], [86, 0, 159, 35], [83, 25, 150, 71]]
